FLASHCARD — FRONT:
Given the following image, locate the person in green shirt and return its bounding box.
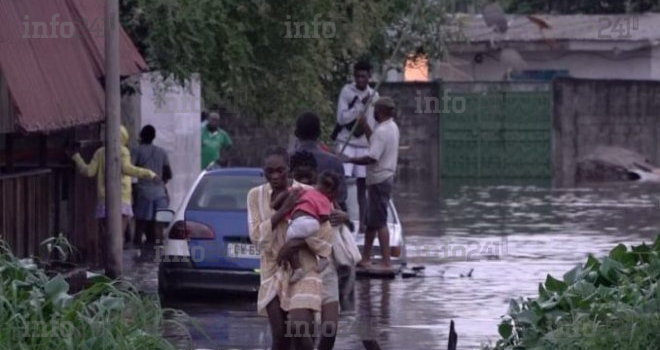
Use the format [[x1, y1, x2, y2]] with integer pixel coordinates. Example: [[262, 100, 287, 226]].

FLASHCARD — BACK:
[[201, 112, 233, 170]]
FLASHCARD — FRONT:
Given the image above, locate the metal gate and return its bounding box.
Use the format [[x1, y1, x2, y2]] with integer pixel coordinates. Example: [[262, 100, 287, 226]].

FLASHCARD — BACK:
[[440, 82, 552, 178]]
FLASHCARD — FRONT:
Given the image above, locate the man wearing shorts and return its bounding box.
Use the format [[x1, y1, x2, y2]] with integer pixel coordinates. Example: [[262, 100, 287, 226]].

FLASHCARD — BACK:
[[334, 60, 379, 233], [341, 97, 399, 272], [132, 125, 172, 245]]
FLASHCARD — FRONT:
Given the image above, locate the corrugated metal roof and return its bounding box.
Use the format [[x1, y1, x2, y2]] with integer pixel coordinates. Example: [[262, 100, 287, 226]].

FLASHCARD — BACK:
[[452, 13, 660, 43], [0, 0, 147, 133]]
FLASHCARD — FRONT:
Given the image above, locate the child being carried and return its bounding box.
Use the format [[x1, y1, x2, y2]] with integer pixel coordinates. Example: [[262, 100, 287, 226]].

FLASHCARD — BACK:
[[271, 171, 340, 283]]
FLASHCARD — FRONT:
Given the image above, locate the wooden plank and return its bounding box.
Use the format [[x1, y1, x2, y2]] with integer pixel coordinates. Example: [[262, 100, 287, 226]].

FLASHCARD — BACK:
[[44, 172, 54, 261], [0, 168, 51, 180], [5, 134, 13, 172], [70, 168, 100, 266], [0, 179, 9, 246], [26, 175, 35, 257], [0, 171, 54, 258], [39, 135, 47, 167], [16, 177, 25, 256]]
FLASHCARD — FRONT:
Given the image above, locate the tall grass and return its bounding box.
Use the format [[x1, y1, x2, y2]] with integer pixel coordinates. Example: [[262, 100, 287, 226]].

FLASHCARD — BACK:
[[0, 240, 196, 350]]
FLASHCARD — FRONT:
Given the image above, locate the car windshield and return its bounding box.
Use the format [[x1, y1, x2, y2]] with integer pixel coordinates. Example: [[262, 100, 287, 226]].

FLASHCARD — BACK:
[[187, 174, 265, 211], [345, 180, 396, 224]]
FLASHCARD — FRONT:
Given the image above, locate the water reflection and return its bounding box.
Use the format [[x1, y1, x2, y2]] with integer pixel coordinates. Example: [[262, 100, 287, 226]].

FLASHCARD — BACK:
[[125, 179, 660, 349]]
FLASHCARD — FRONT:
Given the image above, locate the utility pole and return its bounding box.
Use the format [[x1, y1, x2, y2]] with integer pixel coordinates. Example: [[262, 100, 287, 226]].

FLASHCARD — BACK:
[[105, 0, 122, 279]]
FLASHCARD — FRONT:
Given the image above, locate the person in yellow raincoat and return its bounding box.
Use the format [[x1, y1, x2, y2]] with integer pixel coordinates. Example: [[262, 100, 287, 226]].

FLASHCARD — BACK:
[[69, 125, 158, 252]]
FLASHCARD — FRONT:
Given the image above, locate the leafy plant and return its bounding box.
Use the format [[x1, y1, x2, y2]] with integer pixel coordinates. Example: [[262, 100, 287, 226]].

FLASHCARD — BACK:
[[0, 239, 202, 350], [483, 236, 660, 350], [40, 233, 77, 264], [119, 0, 459, 130]]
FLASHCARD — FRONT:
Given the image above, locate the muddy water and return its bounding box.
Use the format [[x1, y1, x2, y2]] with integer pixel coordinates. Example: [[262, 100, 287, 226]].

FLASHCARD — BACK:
[[124, 179, 660, 350]]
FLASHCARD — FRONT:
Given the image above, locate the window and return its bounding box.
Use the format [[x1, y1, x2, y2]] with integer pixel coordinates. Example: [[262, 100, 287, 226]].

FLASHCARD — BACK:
[[187, 175, 265, 211]]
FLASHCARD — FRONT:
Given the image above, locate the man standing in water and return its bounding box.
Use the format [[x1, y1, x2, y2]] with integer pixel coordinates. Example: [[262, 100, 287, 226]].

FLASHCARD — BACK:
[[201, 111, 233, 170], [333, 60, 379, 233], [131, 125, 172, 245], [342, 97, 399, 272]]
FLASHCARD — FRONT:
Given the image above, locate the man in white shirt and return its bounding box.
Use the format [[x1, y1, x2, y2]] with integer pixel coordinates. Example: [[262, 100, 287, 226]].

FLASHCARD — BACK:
[[341, 96, 399, 272], [333, 60, 379, 233]]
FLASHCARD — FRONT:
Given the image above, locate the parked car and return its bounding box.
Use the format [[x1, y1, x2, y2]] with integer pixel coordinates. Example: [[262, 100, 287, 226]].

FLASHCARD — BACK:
[[156, 168, 264, 299], [155, 168, 406, 300]]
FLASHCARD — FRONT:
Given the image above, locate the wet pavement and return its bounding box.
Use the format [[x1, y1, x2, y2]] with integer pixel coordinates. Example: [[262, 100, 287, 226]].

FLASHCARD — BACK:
[[123, 179, 660, 350]]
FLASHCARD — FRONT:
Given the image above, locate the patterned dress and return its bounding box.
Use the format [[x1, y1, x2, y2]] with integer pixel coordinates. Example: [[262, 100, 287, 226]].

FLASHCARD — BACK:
[[247, 181, 333, 316]]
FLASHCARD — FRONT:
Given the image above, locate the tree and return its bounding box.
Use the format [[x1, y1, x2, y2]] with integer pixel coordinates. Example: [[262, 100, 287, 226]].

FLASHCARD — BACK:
[[120, 0, 457, 130]]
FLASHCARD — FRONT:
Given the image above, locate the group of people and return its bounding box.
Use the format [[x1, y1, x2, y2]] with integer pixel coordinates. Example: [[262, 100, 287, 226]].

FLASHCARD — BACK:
[[69, 124, 172, 264], [67, 59, 399, 348], [248, 60, 400, 350]]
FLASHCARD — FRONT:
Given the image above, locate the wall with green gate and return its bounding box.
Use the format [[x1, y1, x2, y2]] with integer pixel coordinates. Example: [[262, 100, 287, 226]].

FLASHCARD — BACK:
[[440, 82, 552, 178]]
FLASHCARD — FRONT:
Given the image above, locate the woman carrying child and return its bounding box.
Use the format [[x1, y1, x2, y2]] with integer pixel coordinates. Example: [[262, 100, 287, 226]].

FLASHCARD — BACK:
[[248, 147, 336, 350], [278, 150, 350, 350]]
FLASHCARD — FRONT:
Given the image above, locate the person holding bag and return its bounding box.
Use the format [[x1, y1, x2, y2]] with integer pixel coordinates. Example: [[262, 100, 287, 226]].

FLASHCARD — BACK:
[[331, 221, 362, 268], [333, 60, 379, 235]]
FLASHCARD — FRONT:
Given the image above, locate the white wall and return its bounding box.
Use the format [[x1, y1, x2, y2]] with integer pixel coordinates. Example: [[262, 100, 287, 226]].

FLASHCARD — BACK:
[[651, 46, 660, 79], [434, 48, 657, 81], [122, 72, 201, 212]]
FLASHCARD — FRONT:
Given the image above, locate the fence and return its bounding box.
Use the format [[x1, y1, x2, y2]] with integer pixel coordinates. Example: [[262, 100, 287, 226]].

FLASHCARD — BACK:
[[0, 169, 52, 258], [440, 81, 553, 178]]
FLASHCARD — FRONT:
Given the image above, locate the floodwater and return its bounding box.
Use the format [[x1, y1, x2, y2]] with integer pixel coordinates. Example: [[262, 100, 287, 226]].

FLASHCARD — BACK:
[[123, 179, 660, 350]]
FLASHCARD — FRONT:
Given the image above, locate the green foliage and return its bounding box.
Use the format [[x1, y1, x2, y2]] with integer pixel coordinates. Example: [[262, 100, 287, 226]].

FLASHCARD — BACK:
[[40, 233, 76, 263], [120, 0, 453, 131], [483, 236, 660, 350], [0, 241, 197, 350]]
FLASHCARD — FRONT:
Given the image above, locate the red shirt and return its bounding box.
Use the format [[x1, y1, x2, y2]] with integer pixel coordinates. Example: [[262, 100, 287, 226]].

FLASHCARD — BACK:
[[291, 189, 332, 220]]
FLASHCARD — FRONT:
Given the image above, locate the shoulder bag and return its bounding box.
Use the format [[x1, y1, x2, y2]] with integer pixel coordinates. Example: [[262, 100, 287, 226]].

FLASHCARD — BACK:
[[332, 224, 362, 268]]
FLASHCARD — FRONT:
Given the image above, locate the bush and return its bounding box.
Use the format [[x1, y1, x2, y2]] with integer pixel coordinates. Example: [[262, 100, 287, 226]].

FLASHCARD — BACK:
[[0, 240, 195, 350], [483, 236, 660, 350]]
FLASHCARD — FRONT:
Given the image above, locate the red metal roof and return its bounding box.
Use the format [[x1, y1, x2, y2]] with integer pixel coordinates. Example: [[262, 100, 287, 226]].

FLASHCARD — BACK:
[[0, 0, 148, 133]]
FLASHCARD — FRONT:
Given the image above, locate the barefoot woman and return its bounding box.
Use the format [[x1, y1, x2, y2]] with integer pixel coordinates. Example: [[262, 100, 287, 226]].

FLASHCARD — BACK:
[[247, 146, 333, 350]]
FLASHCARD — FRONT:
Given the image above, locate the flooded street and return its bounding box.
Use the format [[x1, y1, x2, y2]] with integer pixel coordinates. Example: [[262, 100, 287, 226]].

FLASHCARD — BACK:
[[124, 179, 660, 350]]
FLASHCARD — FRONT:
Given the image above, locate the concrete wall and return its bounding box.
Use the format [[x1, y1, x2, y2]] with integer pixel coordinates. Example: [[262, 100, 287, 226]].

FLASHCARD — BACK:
[[220, 78, 660, 188], [218, 113, 287, 168], [553, 77, 660, 186], [220, 82, 442, 186], [379, 82, 440, 186], [436, 49, 655, 81], [121, 72, 201, 212], [651, 46, 660, 79]]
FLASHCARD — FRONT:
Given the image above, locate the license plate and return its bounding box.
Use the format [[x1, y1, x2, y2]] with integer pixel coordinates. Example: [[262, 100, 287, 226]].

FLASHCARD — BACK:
[[226, 243, 260, 259]]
